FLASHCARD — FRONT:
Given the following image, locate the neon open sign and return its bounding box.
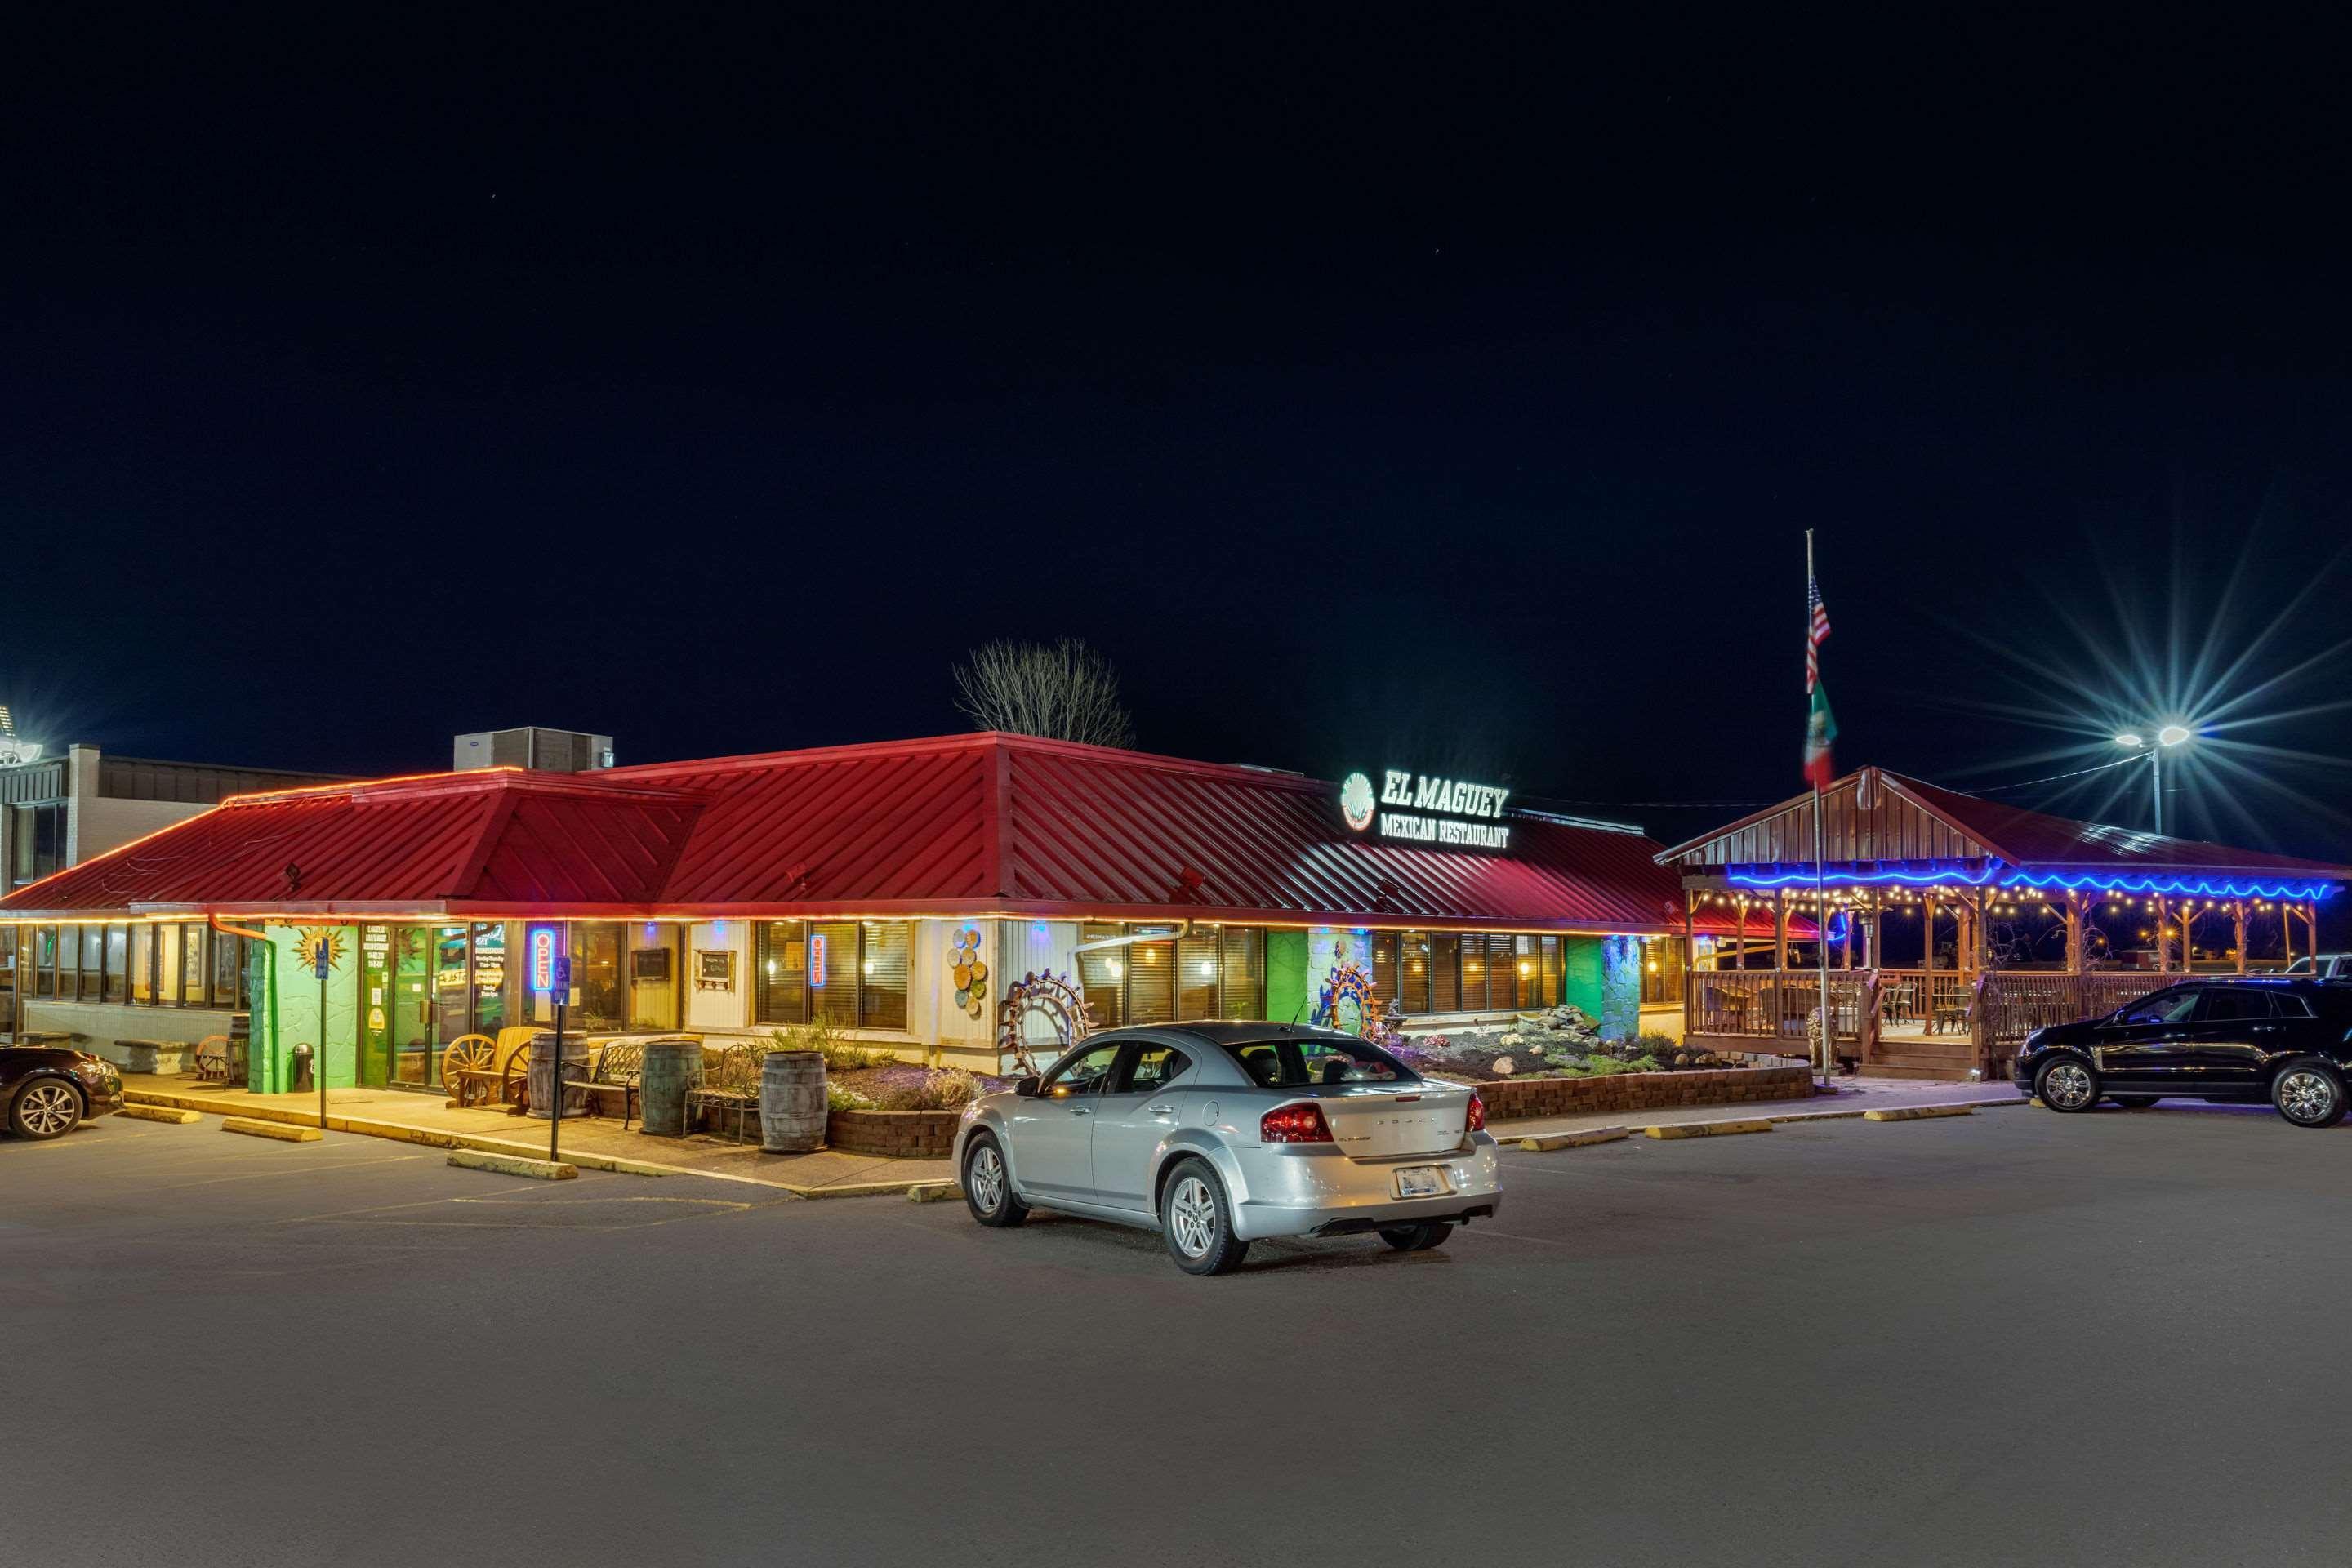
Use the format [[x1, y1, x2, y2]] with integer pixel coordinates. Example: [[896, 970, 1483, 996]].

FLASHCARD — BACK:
[[808, 931, 828, 989], [527, 924, 561, 991]]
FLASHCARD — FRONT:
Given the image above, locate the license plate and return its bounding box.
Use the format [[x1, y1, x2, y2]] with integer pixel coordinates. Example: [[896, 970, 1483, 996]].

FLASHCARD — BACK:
[[1395, 1165, 1449, 1199]]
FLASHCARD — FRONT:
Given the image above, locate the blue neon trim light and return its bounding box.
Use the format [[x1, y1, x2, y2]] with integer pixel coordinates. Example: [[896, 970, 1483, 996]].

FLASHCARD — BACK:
[[1726, 862, 2337, 900], [2000, 871, 2339, 901], [1729, 864, 2003, 889]]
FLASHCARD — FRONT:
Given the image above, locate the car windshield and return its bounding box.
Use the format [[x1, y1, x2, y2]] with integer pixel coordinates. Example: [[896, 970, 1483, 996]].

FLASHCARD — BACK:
[[1224, 1036, 1419, 1089]]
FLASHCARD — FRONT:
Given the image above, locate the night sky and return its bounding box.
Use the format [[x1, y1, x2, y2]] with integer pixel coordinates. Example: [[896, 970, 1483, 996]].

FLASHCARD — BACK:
[[11, 7, 2352, 862]]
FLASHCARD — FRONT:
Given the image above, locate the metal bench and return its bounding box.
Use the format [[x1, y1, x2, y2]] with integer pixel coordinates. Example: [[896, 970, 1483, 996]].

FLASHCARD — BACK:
[[681, 1044, 763, 1143], [565, 1040, 646, 1129]]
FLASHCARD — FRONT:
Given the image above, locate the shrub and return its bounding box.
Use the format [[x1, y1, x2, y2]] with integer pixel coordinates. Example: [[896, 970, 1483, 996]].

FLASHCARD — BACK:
[[872, 1068, 984, 1111], [1627, 1032, 1679, 1059], [826, 1082, 872, 1111], [771, 1022, 890, 1071]]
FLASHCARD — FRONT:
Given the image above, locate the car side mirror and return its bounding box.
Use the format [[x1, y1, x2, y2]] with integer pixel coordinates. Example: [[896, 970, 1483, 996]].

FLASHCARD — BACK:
[[1013, 1075, 1042, 1098]]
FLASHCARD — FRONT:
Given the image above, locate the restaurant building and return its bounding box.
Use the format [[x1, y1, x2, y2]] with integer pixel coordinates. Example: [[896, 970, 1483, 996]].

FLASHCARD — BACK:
[[0, 732, 1775, 1088]]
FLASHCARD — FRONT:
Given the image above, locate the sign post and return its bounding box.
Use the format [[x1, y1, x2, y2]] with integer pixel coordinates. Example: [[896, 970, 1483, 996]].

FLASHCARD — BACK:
[[550, 954, 571, 1164], [311, 937, 332, 1130]]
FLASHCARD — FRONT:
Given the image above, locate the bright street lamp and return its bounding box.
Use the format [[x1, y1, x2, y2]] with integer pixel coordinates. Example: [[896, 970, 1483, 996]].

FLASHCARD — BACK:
[[2114, 723, 2194, 835]]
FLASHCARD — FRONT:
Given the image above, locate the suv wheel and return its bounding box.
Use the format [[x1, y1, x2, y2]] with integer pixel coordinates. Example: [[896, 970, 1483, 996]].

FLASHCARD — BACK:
[[1160, 1157, 1250, 1276], [2034, 1056, 2099, 1113], [10, 1080, 84, 1140], [2273, 1062, 2348, 1129]]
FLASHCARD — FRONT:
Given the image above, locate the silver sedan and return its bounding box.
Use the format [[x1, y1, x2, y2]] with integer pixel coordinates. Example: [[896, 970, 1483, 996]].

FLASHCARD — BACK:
[[955, 1022, 1501, 1275]]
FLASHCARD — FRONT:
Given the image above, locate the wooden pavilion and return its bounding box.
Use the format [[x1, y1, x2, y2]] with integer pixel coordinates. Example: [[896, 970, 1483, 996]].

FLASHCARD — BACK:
[[1655, 767, 2350, 1080]]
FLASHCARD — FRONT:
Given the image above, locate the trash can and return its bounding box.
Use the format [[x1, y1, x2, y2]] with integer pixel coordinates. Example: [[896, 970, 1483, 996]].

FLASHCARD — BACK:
[[525, 1033, 594, 1119], [289, 1040, 314, 1093]]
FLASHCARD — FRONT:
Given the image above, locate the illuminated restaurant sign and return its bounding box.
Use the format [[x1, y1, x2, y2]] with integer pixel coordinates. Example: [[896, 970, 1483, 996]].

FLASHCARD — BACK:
[[1339, 768, 1512, 851]]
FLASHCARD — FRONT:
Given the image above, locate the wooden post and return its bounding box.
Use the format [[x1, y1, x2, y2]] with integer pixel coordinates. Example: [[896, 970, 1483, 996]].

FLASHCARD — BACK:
[[2065, 889, 2082, 973], [1973, 888, 1991, 972], [1681, 884, 1695, 1018], [1840, 895, 1853, 969], [1774, 889, 1788, 973], [1922, 893, 1936, 989], [2154, 894, 2169, 973], [2234, 900, 2247, 974], [1865, 891, 1882, 970]]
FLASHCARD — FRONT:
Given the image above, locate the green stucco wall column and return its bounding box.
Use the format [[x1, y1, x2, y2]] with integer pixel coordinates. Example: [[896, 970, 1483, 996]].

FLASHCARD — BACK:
[[1266, 929, 1308, 1024], [259, 926, 360, 1093], [1599, 935, 1642, 1042]]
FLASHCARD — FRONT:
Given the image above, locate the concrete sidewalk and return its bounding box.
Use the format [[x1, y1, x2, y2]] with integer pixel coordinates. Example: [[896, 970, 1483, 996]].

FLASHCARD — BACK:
[[1489, 1074, 2028, 1140], [122, 1079, 957, 1196]]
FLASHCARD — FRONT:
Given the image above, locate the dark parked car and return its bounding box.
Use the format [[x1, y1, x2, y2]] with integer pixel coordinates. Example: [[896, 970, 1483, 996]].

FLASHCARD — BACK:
[[2013, 979, 2352, 1128], [2, 1041, 124, 1139]]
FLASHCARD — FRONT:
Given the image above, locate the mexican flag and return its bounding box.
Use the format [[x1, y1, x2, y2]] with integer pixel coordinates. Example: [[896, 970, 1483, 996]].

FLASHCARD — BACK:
[[1803, 680, 1838, 788]]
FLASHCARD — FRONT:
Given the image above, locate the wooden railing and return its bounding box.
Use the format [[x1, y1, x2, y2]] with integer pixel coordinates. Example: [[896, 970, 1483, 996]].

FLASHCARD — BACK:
[[1688, 971, 1867, 1045], [1975, 972, 2163, 1053]]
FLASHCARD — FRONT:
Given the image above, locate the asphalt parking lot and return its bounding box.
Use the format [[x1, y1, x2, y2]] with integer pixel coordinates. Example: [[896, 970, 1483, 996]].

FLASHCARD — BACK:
[[9, 1102, 2352, 1567]]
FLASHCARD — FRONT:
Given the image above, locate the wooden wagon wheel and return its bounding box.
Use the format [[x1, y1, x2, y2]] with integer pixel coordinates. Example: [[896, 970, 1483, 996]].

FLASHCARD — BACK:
[[194, 1035, 231, 1081], [441, 1035, 499, 1107], [996, 970, 1094, 1077]]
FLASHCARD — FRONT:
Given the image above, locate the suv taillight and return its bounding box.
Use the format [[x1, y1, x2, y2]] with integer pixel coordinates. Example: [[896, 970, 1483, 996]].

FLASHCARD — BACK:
[[1260, 1102, 1334, 1143], [1466, 1090, 1486, 1134]]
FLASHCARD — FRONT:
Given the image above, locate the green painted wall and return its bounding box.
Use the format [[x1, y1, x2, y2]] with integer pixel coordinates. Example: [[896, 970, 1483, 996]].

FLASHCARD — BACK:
[[258, 926, 361, 1093], [1267, 929, 1308, 1024], [1562, 936, 1606, 1020]]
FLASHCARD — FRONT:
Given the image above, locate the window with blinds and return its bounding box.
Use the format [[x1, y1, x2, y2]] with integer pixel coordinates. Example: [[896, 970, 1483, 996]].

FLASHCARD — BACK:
[[860, 922, 910, 1031], [1371, 933, 1399, 1008], [1487, 933, 1517, 1010], [181, 922, 207, 1005], [1176, 930, 1220, 1020], [810, 921, 858, 1027], [55, 924, 80, 1000], [1400, 933, 1430, 1013], [1219, 926, 1265, 1018], [1125, 934, 1176, 1024], [1539, 935, 1561, 1009], [1458, 933, 1485, 1010], [1430, 933, 1459, 1011], [104, 924, 129, 1004], [1077, 924, 1125, 1029], [755, 921, 808, 1025]]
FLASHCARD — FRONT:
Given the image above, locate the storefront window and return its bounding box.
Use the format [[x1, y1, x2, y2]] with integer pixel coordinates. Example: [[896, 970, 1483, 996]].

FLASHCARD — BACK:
[[103, 924, 129, 1003], [1371, 933, 1400, 1009], [180, 922, 206, 1005], [1218, 926, 1264, 1018], [471, 923, 508, 1036], [56, 924, 81, 1000], [1428, 933, 1459, 1011], [808, 921, 857, 1028], [1458, 933, 1484, 1010], [1176, 929, 1220, 1021], [860, 921, 909, 1031], [33, 924, 56, 998], [1124, 933, 1175, 1025], [211, 931, 242, 1008], [1641, 938, 1685, 1007], [754, 921, 808, 1026], [630, 924, 679, 1031], [569, 923, 626, 1032], [1077, 924, 1124, 1028], [1539, 936, 1561, 1009]]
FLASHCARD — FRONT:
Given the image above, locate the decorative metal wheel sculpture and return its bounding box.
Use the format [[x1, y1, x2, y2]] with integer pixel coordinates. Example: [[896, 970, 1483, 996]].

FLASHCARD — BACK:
[[193, 1035, 231, 1082], [996, 970, 1094, 1077], [1313, 960, 1405, 1050], [440, 1034, 500, 1107]]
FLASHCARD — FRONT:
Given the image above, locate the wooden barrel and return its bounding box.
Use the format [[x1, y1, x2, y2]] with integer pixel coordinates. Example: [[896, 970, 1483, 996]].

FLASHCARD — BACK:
[[524, 1034, 593, 1120], [760, 1051, 827, 1152], [638, 1037, 702, 1137]]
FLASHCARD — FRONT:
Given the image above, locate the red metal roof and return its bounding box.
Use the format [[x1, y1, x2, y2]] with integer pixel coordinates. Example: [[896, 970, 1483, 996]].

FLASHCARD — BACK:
[[3, 733, 1760, 934]]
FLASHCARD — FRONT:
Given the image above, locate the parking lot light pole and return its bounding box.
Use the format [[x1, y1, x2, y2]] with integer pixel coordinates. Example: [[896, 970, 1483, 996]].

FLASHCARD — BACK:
[[2114, 724, 2192, 837]]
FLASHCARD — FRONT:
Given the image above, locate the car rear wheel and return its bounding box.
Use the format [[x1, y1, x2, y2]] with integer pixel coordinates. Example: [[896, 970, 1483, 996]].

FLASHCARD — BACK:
[[2272, 1062, 2348, 1129], [961, 1134, 1028, 1227], [1379, 1222, 1454, 1252], [1160, 1158, 1250, 1276], [2109, 1096, 2161, 1109], [10, 1080, 84, 1140], [2034, 1056, 2099, 1113]]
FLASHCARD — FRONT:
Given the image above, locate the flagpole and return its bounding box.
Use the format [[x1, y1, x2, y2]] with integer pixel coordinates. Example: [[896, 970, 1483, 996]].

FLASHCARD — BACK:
[[1809, 528, 1833, 1089]]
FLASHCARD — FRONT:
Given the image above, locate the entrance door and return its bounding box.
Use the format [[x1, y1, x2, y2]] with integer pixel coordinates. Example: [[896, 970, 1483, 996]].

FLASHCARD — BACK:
[[431, 924, 472, 1071], [392, 928, 434, 1085]]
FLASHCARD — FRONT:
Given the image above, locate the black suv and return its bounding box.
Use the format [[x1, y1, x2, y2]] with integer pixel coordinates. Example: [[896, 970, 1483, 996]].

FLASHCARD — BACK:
[[2013, 979, 2352, 1128]]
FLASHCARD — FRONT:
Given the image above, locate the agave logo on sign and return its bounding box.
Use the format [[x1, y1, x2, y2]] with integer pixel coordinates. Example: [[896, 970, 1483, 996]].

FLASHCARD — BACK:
[[1339, 768, 1512, 850]]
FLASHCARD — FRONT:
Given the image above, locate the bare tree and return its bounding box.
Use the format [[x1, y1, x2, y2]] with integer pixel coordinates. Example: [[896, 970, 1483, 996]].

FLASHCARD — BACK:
[[953, 639, 1136, 749]]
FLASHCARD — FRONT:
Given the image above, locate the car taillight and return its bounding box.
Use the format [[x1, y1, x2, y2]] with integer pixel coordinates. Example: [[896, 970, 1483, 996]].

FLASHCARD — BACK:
[[1260, 1102, 1334, 1143], [1465, 1090, 1486, 1134]]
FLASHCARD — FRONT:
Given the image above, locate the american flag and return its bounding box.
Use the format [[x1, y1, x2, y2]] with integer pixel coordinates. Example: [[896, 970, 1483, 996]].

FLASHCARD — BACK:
[[1805, 574, 1832, 691]]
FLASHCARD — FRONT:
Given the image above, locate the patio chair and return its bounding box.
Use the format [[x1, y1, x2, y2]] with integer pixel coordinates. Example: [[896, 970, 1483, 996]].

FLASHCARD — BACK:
[[681, 1044, 763, 1143]]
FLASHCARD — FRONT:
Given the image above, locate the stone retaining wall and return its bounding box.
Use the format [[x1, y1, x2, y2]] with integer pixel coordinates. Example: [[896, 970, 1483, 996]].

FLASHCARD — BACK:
[[1476, 1065, 1816, 1121], [826, 1107, 961, 1159]]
